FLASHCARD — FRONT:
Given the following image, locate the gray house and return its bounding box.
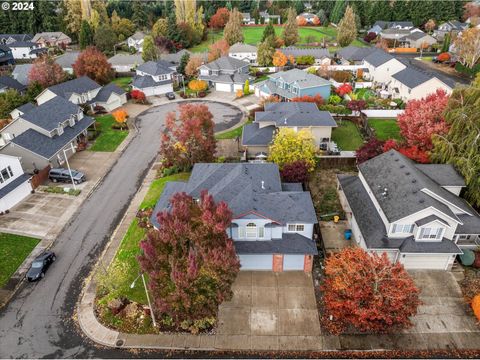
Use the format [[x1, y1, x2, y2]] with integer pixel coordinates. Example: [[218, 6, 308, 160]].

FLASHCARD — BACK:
[[150, 163, 318, 272], [338, 150, 480, 270], [132, 60, 176, 96], [335, 46, 374, 64], [434, 21, 469, 40], [54, 51, 80, 74], [242, 102, 337, 158], [0, 96, 94, 172], [0, 76, 26, 94], [11, 64, 32, 85], [198, 56, 252, 92], [277, 47, 330, 65]]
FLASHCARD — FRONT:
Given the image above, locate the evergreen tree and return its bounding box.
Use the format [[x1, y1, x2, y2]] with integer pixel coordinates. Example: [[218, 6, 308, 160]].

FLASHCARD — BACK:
[[337, 5, 357, 47], [391, 0, 410, 22], [316, 9, 328, 26], [282, 8, 299, 46], [223, 8, 244, 45], [93, 25, 117, 56], [79, 20, 94, 50], [142, 35, 158, 61], [441, 33, 451, 53], [330, 0, 346, 24], [262, 22, 276, 42], [365, 0, 392, 26], [178, 53, 190, 76], [132, 0, 148, 28], [257, 35, 276, 66]]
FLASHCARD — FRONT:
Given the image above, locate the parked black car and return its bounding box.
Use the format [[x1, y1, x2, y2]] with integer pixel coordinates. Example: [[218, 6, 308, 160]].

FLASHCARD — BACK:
[[26, 251, 56, 282], [49, 168, 86, 184], [166, 92, 175, 100]]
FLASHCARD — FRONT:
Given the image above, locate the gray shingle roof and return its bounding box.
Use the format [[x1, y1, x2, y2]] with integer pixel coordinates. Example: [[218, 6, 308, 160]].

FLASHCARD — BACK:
[[47, 76, 101, 99], [0, 34, 32, 42], [136, 60, 175, 76], [160, 49, 192, 64], [0, 76, 26, 92], [373, 21, 414, 29], [54, 51, 80, 69], [415, 215, 450, 227], [92, 83, 125, 102], [405, 31, 428, 41], [21, 96, 80, 132], [202, 56, 250, 71], [415, 164, 465, 187], [32, 32, 70, 43], [132, 75, 172, 89], [200, 72, 252, 85], [108, 53, 144, 67], [7, 41, 37, 48], [277, 47, 330, 59], [256, 102, 337, 127], [12, 64, 32, 85], [234, 233, 318, 255], [15, 102, 35, 114], [229, 43, 257, 53], [10, 117, 94, 159], [241, 123, 275, 146], [336, 46, 373, 62], [364, 49, 396, 67], [456, 213, 480, 235], [0, 173, 31, 199], [269, 68, 331, 88], [392, 67, 435, 89]]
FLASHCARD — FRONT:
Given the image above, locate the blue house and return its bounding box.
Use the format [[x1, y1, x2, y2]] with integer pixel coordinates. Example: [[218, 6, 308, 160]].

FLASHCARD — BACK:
[[254, 68, 331, 101]]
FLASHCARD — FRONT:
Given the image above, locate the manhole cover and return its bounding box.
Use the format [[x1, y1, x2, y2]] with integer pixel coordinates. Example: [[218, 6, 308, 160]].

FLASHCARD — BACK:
[[115, 339, 125, 347]]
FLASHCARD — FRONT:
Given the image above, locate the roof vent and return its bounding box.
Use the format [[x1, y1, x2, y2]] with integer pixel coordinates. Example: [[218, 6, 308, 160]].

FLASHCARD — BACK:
[[405, 172, 410, 175], [381, 187, 389, 197], [400, 165, 405, 168], [284, 117, 287, 125], [394, 159, 399, 162], [419, 199, 424, 203], [261, 180, 265, 190], [412, 179, 417, 183]]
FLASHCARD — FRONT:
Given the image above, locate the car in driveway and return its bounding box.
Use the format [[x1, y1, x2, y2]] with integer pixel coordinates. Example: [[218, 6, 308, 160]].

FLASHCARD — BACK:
[[26, 251, 56, 281], [166, 92, 175, 100], [49, 168, 86, 184]]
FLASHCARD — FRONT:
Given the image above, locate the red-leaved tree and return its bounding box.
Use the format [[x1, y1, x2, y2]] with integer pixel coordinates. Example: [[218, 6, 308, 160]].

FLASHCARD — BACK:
[[397, 89, 450, 151], [160, 103, 216, 171], [209, 7, 230, 29], [138, 190, 240, 333], [363, 32, 377, 43], [335, 83, 353, 96], [130, 89, 147, 103], [208, 39, 230, 62], [383, 139, 430, 163], [356, 138, 385, 164], [280, 160, 310, 183], [321, 247, 421, 334], [72, 46, 115, 85], [28, 55, 66, 88], [291, 94, 324, 108]]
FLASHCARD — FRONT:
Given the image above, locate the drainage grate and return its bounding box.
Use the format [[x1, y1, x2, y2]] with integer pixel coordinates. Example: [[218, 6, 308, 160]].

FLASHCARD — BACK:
[[115, 339, 125, 347]]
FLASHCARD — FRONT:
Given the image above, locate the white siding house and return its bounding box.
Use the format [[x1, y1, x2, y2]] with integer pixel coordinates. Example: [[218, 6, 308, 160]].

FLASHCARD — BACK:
[[0, 154, 32, 212], [363, 49, 406, 84]]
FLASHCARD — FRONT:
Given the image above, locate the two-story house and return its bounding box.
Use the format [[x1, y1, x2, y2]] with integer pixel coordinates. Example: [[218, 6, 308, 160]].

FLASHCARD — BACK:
[[127, 31, 146, 53], [150, 163, 318, 272], [132, 60, 176, 96], [8, 41, 47, 59], [0, 154, 32, 212], [228, 43, 258, 65], [278, 47, 330, 65], [241, 102, 337, 159], [0, 45, 14, 66], [0, 97, 95, 172], [0, 76, 26, 94], [434, 21, 469, 40], [338, 150, 480, 270], [32, 32, 72, 48], [389, 66, 453, 101], [198, 56, 253, 92], [363, 49, 407, 84], [254, 68, 331, 100]]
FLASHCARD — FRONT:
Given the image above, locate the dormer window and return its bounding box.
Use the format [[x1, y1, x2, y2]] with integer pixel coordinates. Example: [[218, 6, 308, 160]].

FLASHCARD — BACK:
[[392, 224, 414, 234], [57, 125, 64, 135], [245, 223, 257, 238], [418, 227, 444, 241]]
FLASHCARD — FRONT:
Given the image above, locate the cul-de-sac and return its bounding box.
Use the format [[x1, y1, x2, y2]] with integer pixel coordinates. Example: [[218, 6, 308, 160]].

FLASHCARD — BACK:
[[0, 0, 479, 358]]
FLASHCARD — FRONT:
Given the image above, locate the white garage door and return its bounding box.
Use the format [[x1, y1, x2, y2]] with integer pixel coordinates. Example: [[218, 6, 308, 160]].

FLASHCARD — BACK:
[[400, 254, 450, 270], [283, 255, 305, 270], [238, 254, 273, 270], [215, 82, 233, 92]]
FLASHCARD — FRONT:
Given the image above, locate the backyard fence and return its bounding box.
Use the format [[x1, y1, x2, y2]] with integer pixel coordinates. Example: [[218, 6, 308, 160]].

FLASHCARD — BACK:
[[361, 109, 404, 118], [316, 156, 356, 169]]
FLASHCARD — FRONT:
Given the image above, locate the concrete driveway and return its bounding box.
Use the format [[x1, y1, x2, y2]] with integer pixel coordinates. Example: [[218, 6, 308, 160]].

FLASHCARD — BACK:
[[216, 271, 322, 350]]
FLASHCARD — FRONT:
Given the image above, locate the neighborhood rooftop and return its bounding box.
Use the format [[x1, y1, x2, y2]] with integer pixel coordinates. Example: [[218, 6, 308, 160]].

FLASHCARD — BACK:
[[269, 68, 331, 87], [202, 56, 250, 71], [256, 102, 337, 127], [136, 60, 174, 76], [46, 76, 101, 99], [278, 47, 329, 58]]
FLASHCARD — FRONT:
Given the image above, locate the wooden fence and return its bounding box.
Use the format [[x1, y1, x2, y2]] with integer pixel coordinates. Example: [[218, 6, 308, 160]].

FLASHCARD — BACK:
[[30, 166, 50, 189]]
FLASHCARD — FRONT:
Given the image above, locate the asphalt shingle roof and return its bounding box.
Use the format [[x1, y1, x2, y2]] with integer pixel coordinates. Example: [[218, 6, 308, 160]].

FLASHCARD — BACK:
[[415, 215, 450, 227], [10, 117, 94, 159], [21, 97, 80, 132], [0, 34, 32, 42], [109, 54, 144, 67], [47, 76, 101, 99], [92, 83, 125, 102], [241, 123, 275, 146], [202, 56, 250, 71], [234, 233, 318, 255], [392, 67, 435, 89], [11, 64, 32, 85], [415, 164, 465, 187], [269, 68, 330, 88], [0, 173, 31, 199], [136, 60, 175, 76], [8, 41, 37, 48], [160, 49, 192, 64], [229, 43, 257, 53], [364, 49, 396, 67], [54, 51, 80, 69], [0, 76, 26, 92], [15, 102, 35, 114], [278, 47, 329, 59], [132, 75, 172, 89], [256, 102, 337, 127], [337, 46, 373, 62]]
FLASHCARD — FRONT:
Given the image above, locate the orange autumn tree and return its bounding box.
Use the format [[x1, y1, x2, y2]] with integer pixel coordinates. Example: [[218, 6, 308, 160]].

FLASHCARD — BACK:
[[321, 247, 421, 334], [112, 109, 128, 128], [472, 294, 480, 321], [272, 50, 288, 67], [297, 16, 308, 26], [188, 79, 208, 93]]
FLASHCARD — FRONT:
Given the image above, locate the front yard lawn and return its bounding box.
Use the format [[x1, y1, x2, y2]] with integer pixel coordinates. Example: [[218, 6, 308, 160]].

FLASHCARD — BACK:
[[215, 125, 244, 140], [89, 115, 129, 152], [368, 118, 402, 141], [331, 120, 364, 151], [0, 233, 40, 287], [110, 77, 132, 92]]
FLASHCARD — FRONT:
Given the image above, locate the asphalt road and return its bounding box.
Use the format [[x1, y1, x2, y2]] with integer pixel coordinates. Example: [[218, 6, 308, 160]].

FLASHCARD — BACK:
[[0, 102, 243, 359]]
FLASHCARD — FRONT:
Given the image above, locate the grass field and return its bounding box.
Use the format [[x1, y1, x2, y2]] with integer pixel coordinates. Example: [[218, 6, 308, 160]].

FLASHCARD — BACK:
[[189, 26, 360, 52], [89, 115, 129, 152], [0, 233, 40, 287], [368, 118, 402, 141], [111, 77, 133, 92], [331, 120, 364, 151]]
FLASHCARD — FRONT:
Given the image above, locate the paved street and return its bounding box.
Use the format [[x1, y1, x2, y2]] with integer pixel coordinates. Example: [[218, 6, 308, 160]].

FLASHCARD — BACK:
[[0, 102, 244, 358]]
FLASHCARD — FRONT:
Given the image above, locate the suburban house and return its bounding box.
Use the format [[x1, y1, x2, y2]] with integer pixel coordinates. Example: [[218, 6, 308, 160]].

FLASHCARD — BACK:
[[401, 31, 437, 49], [160, 49, 193, 68], [260, 10, 281, 24], [32, 32, 72, 48], [54, 51, 80, 74], [150, 163, 318, 272], [132, 60, 176, 96], [0, 96, 95, 172], [0, 34, 32, 45], [297, 12, 317, 24], [11, 64, 32, 85], [8, 41, 47, 59], [198, 56, 252, 93], [0, 45, 14, 66], [363, 49, 407, 84], [127, 31, 146, 52], [0, 76, 26, 94], [389, 67, 453, 100], [90, 83, 127, 112], [278, 47, 330, 65], [241, 102, 337, 158], [371, 21, 414, 32], [335, 46, 373, 64], [434, 21, 469, 40], [254, 68, 331, 101], [242, 12, 255, 25], [228, 43, 258, 65], [108, 53, 144, 72], [9, 102, 35, 121], [0, 154, 32, 212], [338, 150, 480, 270]]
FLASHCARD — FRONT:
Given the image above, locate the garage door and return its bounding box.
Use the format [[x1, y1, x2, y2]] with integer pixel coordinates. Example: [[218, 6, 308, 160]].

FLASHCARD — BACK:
[[238, 254, 273, 270], [105, 98, 121, 111], [400, 254, 450, 270], [283, 255, 305, 270], [215, 83, 233, 92]]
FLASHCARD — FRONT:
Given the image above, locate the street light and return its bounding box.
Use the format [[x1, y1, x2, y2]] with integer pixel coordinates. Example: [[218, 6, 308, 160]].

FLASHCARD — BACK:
[[63, 144, 77, 190], [130, 273, 157, 327]]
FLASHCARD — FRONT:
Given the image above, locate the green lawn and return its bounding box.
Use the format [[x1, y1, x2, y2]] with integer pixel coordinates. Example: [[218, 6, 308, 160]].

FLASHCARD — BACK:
[[368, 118, 402, 141], [0, 233, 40, 287], [89, 115, 129, 152], [331, 120, 364, 151], [215, 125, 244, 140], [100, 172, 190, 305], [110, 77, 132, 92]]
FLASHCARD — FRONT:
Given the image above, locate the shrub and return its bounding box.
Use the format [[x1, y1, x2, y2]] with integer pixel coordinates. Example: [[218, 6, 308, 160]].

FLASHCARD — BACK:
[[319, 104, 352, 115], [364, 32, 377, 43], [280, 160, 310, 183], [188, 79, 208, 92], [162, 165, 180, 177], [198, 91, 206, 98], [331, 70, 352, 83], [437, 52, 450, 62], [130, 89, 147, 104], [336, 83, 353, 96], [328, 94, 342, 104], [472, 294, 480, 321], [296, 55, 315, 65]]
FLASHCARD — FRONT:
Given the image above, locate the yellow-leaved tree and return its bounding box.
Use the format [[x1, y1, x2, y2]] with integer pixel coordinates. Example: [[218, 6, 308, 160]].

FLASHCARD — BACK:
[[268, 128, 316, 171]]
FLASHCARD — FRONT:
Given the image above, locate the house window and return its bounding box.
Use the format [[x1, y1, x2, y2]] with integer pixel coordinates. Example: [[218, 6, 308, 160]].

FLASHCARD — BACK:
[[245, 223, 257, 238], [258, 226, 265, 238], [238, 226, 245, 238], [419, 227, 444, 240], [0, 166, 13, 183], [392, 224, 414, 234], [287, 224, 305, 232]]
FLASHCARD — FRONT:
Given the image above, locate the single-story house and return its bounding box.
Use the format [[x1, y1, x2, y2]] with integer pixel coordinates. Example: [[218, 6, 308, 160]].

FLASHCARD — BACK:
[[0, 45, 14, 66], [8, 41, 47, 59], [434, 21, 469, 40], [159, 49, 192, 68], [54, 51, 80, 74], [0, 76, 26, 94], [338, 150, 480, 270], [277, 47, 330, 65], [32, 32, 72, 48], [372, 21, 414, 31], [335, 46, 374, 64], [132, 60, 176, 96], [90, 83, 127, 112], [363, 49, 407, 84], [0, 34, 32, 45], [198, 56, 253, 93], [228, 43, 258, 65], [108, 53, 144, 73], [127, 31, 146, 53], [11, 64, 32, 85], [254, 68, 331, 101], [0, 154, 32, 212], [242, 12, 255, 25], [260, 11, 281, 24], [402, 31, 437, 49], [242, 102, 337, 158], [150, 163, 318, 272], [389, 66, 453, 101]]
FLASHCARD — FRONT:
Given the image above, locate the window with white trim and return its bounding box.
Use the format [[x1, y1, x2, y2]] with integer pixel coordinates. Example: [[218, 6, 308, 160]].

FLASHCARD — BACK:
[[392, 224, 414, 234], [287, 224, 305, 232], [418, 227, 443, 240], [258, 226, 264, 238], [238, 226, 245, 238], [245, 223, 257, 238], [0, 166, 13, 183]]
